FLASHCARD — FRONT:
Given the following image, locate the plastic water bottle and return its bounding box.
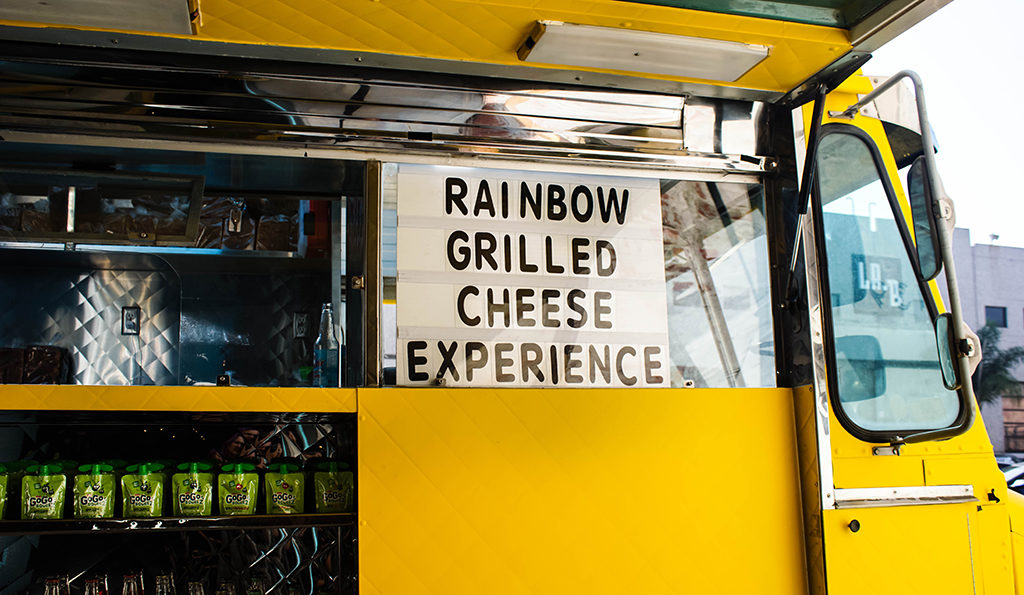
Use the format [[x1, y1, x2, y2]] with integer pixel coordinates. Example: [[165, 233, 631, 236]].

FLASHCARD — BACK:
[[313, 303, 339, 387]]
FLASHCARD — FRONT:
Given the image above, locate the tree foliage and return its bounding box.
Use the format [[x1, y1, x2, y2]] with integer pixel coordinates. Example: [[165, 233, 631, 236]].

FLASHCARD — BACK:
[[972, 324, 1024, 404]]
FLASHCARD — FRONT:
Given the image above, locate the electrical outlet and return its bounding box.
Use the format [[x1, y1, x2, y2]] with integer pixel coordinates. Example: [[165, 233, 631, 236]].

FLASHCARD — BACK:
[[293, 312, 310, 338], [121, 306, 141, 335]]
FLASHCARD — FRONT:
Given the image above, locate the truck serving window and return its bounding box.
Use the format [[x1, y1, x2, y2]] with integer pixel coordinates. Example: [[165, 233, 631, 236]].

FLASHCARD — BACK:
[[814, 126, 959, 435], [384, 163, 774, 388]]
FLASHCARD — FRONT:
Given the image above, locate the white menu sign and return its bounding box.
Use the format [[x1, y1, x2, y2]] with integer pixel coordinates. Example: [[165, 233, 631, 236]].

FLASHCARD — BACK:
[[396, 164, 669, 387]]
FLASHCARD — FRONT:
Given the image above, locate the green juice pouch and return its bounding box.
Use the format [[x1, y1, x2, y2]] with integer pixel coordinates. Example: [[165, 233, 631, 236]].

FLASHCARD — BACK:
[[218, 463, 258, 516], [173, 462, 214, 516], [122, 463, 165, 518], [314, 462, 353, 513], [0, 463, 8, 520], [265, 462, 304, 514], [74, 464, 115, 518], [21, 464, 66, 519]]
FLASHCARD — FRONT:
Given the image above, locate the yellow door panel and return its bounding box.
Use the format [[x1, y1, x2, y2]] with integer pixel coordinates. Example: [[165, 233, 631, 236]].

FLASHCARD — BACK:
[[974, 504, 1015, 595], [824, 504, 978, 595], [924, 455, 1008, 503], [358, 387, 807, 594]]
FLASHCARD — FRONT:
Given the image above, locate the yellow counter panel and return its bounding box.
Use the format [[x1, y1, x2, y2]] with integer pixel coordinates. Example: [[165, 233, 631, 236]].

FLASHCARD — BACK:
[[358, 387, 806, 594], [0, 384, 357, 413]]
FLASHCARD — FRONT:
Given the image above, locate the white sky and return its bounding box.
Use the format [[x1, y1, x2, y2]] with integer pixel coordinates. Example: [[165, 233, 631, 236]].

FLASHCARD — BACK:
[[869, 0, 1024, 247]]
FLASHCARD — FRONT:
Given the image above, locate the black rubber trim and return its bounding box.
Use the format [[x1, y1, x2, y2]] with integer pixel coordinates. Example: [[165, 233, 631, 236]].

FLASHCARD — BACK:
[[810, 123, 968, 444]]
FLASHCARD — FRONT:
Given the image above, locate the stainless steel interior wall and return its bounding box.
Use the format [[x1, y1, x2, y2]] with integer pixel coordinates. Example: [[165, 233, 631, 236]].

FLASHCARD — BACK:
[[0, 252, 180, 385], [0, 250, 332, 387]]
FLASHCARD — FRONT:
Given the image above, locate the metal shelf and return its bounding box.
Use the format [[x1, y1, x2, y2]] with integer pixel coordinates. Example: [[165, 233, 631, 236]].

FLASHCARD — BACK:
[[0, 513, 354, 535]]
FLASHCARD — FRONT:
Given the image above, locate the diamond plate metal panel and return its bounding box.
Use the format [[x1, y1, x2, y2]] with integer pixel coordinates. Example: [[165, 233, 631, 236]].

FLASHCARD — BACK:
[[0, 256, 180, 386], [177, 268, 330, 387]]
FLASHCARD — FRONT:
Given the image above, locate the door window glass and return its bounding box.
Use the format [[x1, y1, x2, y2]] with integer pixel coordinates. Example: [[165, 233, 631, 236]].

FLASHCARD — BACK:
[[816, 130, 958, 431]]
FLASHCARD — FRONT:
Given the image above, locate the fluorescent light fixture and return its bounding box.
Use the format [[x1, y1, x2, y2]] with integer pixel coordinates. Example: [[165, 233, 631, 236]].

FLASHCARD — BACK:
[[517, 21, 769, 83]]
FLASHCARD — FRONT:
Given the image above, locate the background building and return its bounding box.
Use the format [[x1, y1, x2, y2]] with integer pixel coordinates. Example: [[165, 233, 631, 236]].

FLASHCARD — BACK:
[[948, 228, 1024, 452]]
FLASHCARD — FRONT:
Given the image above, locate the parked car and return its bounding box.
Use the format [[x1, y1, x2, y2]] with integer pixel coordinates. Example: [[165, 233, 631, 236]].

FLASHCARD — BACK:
[[996, 454, 1021, 470], [1004, 462, 1024, 494]]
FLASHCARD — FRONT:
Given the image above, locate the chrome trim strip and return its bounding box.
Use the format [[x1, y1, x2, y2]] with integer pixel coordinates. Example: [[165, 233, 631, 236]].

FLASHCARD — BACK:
[[801, 209, 835, 511], [0, 131, 764, 183], [364, 161, 383, 387], [834, 485, 976, 508]]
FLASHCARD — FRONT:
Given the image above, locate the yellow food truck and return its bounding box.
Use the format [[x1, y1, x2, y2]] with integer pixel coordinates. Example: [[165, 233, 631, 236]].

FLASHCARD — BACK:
[[0, 0, 1014, 593]]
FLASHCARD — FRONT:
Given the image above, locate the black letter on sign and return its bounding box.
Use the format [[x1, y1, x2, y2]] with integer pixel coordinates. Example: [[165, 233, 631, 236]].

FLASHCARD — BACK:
[[541, 289, 561, 328], [447, 231, 471, 271], [597, 187, 629, 224], [437, 341, 460, 382], [616, 346, 637, 386], [519, 235, 539, 273], [571, 186, 594, 223], [445, 177, 468, 215], [644, 346, 664, 385], [407, 341, 428, 381], [495, 343, 515, 383], [521, 342, 545, 382], [474, 180, 496, 217], [521, 182, 542, 220], [566, 289, 588, 329], [589, 345, 611, 384], [465, 342, 489, 382], [516, 288, 536, 327], [547, 184, 566, 221], [594, 291, 613, 329], [457, 286, 480, 326], [475, 232, 498, 271], [564, 345, 584, 383], [544, 236, 565, 274], [596, 240, 617, 277], [571, 237, 591, 275], [487, 288, 511, 328]]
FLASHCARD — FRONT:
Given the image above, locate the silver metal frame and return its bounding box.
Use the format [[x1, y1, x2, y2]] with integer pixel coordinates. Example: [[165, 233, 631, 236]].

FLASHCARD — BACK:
[[801, 210, 836, 511], [792, 105, 836, 511], [834, 484, 975, 508], [364, 161, 383, 387], [0, 131, 764, 185]]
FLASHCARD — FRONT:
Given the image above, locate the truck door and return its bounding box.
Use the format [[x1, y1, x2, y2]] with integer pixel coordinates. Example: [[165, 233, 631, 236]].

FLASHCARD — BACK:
[[803, 80, 1012, 594]]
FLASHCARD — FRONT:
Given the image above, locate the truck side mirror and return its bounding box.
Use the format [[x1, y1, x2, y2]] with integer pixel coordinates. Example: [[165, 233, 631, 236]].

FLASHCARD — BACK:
[[934, 313, 961, 390], [907, 156, 942, 281]]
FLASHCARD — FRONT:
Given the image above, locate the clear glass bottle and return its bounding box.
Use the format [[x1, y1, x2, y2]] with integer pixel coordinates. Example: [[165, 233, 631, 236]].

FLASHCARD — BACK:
[[122, 573, 143, 595], [154, 575, 175, 595], [43, 576, 69, 595], [312, 303, 340, 388], [84, 575, 109, 595]]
